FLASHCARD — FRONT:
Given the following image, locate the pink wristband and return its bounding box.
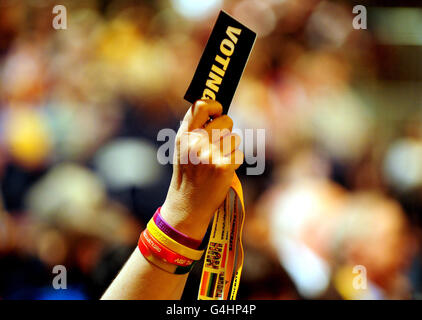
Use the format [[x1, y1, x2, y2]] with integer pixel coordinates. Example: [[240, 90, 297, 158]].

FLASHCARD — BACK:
[[153, 207, 202, 249]]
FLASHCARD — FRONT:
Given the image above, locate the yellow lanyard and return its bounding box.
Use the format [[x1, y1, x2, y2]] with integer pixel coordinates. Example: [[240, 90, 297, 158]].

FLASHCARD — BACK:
[[198, 173, 245, 300]]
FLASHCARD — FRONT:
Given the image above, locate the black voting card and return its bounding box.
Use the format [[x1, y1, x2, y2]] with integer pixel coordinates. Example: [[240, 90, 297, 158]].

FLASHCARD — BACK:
[[184, 11, 256, 114]]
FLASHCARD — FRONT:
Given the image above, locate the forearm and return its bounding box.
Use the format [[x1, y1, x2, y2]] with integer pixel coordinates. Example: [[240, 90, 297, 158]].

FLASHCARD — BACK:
[[101, 202, 207, 300], [101, 249, 189, 300], [101, 100, 242, 300], [101, 203, 208, 300]]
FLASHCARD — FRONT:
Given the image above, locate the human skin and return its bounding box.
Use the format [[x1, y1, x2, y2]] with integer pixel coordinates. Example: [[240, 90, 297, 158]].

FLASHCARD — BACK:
[[101, 100, 243, 300]]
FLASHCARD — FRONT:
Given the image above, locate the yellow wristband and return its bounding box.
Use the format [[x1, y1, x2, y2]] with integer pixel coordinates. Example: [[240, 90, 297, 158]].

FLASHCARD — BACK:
[[147, 220, 204, 260]]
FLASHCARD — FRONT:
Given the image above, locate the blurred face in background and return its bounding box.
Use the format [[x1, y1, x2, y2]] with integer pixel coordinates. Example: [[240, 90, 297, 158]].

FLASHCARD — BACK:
[[336, 194, 416, 290]]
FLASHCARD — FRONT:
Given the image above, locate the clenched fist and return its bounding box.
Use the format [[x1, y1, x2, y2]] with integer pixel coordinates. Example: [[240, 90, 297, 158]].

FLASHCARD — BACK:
[[160, 100, 243, 240]]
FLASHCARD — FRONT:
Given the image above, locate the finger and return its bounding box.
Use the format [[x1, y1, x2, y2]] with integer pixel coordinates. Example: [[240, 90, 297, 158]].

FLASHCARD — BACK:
[[218, 133, 241, 157], [229, 149, 244, 170], [215, 149, 244, 169], [184, 100, 223, 132], [178, 131, 205, 163], [204, 115, 233, 141]]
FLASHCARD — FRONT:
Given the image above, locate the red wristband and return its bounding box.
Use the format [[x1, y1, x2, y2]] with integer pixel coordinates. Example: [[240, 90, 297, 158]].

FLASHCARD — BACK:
[[141, 229, 195, 267], [138, 232, 194, 274]]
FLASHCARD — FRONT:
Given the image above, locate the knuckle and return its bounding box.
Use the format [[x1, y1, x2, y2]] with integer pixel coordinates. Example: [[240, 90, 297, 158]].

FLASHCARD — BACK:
[[194, 100, 207, 113], [204, 99, 222, 109], [214, 101, 223, 113], [223, 115, 233, 128]]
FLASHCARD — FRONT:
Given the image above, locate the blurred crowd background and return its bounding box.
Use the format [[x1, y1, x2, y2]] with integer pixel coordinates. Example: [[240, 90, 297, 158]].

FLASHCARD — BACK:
[[1, 0, 422, 300]]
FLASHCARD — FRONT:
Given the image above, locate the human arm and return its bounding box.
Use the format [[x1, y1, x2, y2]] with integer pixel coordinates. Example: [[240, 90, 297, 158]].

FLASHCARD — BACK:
[[101, 100, 243, 300]]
